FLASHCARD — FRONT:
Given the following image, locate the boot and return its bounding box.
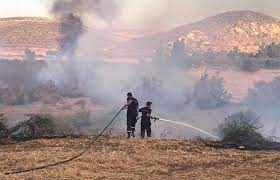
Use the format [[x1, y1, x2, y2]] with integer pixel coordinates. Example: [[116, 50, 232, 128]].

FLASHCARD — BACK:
[[140, 132, 145, 139], [127, 132, 131, 139], [131, 130, 135, 137]]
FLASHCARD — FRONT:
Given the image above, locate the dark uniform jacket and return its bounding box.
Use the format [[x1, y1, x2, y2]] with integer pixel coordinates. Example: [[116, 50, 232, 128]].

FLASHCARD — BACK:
[[127, 97, 138, 115], [139, 107, 152, 124]]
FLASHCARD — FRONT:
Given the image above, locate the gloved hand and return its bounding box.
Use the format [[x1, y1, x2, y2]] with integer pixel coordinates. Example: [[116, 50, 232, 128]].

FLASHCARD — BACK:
[[153, 117, 159, 122]]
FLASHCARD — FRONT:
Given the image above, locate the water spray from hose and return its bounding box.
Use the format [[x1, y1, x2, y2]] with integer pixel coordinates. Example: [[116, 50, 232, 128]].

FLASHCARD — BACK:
[[157, 118, 220, 140]]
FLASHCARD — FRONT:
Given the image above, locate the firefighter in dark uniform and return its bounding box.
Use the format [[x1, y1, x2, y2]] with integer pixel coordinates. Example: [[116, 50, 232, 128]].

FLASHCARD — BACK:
[[122, 93, 139, 138], [139, 101, 158, 138]]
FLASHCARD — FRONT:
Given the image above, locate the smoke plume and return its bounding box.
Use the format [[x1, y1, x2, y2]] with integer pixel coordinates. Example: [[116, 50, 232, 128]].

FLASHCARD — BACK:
[[51, 0, 120, 23], [50, 0, 120, 58], [58, 13, 84, 58]]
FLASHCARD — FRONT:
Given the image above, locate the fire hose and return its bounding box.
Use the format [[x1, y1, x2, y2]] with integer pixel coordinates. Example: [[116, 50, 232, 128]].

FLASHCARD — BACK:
[[4, 110, 279, 174], [4, 108, 123, 175]]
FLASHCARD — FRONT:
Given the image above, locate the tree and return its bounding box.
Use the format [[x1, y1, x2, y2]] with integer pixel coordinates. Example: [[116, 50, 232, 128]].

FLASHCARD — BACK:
[[257, 42, 280, 58], [24, 48, 36, 61], [241, 57, 260, 72], [193, 71, 232, 109], [152, 43, 165, 66], [0, 113, 9, 139], [134, 77, 162, 104], [246, 77, 280, 106], [267, 43, 280, 58], [170, 39, 186, 66]]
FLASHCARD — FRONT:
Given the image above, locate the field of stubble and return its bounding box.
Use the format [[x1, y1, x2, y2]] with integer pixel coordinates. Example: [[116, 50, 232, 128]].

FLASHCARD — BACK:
[[0, 136, 279, 179]]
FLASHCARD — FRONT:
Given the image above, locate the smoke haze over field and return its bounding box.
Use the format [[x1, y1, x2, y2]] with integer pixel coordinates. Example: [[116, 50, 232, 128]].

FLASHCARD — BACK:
[[1, 0, 280, 138], [35, 0, 279, 138], [49, 0, 280, 30], [1, 1, 280, 29]]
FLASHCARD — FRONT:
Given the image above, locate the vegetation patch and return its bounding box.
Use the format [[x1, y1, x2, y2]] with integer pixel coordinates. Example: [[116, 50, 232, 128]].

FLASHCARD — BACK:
[[193, 72, 232, 109], [10, 113, 59, 140], [213, 110, 280, 150], [0, 113, 9, 139]]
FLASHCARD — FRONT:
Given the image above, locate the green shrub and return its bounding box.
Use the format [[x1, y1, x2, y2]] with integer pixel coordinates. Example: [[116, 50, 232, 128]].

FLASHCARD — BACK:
[[193, 73, 232, 109], [0, 113, 9, 139], [11, 113, 58, 139], [24, 48, 36, 61], [246, 77, 280, 106], [265, 58, 280, 69], [241, 58, 260, 72], [218, 110, 266, 148]]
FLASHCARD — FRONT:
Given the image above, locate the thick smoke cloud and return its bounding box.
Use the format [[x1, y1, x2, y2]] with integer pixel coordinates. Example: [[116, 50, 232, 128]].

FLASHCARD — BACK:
[[50, 0, 120, 58], [39, 0, 280, 138], [58, 13, 84, 58], [51, 0, 120, 23]]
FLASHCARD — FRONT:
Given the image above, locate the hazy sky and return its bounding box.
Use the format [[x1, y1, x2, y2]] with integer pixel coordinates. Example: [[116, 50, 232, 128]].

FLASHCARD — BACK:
[[0, 0, 279, 29]]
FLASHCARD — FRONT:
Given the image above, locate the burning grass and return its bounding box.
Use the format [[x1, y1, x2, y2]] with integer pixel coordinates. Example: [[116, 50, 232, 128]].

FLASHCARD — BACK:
[[0, 136, 279, 179]]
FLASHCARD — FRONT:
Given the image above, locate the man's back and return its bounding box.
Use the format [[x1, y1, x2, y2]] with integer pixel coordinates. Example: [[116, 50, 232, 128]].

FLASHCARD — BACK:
[[127, 97, 138, 113]]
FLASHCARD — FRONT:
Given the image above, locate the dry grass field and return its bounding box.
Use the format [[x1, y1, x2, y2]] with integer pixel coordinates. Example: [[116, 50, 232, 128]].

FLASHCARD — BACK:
[[0, 136, 279, 179], [0, 17, 59, 58]]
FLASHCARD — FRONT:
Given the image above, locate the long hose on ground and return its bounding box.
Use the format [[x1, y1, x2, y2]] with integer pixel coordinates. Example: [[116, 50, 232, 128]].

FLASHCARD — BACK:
[[4, 108, 123, 175]]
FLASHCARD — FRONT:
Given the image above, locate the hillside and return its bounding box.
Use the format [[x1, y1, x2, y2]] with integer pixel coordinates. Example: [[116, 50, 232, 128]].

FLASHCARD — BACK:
[[0, 17, 153, 59], [0, 17, 59, 58], [1, 11, 280, 59], [174, 11, 280, 53], [0, 137, 279, 179], [121, 11, 280, 57]]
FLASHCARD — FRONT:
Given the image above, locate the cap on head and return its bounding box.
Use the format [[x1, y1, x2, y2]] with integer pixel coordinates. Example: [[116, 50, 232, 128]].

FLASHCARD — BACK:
[[127, 92, 132, 97], [146, 101, 152, 106]]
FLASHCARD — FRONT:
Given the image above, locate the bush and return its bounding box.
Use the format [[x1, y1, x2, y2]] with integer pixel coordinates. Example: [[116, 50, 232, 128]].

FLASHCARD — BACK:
[[134, 77, 162, 104], [0, 113, 9, 139], [218, 110, 266, 149], [265, 58, 280, 69], [24, 48, 36, 61], [11, 113, 58, 139], [170, 39, 187, 67], [16, 95, 25, 105], [246, 77, 280, 106], [193, 72, 232, 109], [241, 58, 260, 72], [258, 42, 280, 58]]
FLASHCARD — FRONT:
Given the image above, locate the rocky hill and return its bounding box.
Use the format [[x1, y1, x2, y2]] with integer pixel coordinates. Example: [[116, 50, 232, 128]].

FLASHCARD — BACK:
[[122, 11, 280, 57], [1, 11, 280, 59]]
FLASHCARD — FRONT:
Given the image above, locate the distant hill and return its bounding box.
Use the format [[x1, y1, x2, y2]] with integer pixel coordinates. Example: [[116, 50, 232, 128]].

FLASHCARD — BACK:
[[0, 17, 154, 59], [120, 11, 280, 57], [1, 11, 280, 59], [0, 17, 59, 58]]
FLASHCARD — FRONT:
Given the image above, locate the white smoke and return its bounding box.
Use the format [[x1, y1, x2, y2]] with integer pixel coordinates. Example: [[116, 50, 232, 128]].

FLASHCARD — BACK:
[[36, 0, 280, 139]]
